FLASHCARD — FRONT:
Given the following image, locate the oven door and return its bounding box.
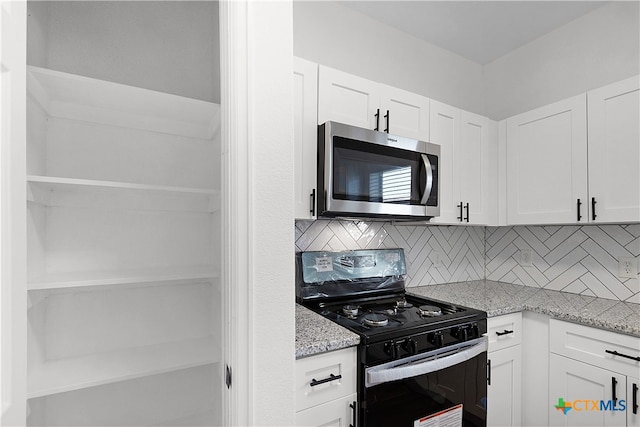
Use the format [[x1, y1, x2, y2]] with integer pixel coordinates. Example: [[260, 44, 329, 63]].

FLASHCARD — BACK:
[[363, 337, 488, 427]]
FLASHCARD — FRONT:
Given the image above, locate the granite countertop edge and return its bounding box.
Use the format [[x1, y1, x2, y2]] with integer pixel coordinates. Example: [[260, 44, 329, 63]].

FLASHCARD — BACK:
[[296, 280, 640, 358]]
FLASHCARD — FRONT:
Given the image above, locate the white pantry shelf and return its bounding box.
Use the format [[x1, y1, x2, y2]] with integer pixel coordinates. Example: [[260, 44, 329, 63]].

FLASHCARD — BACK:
[[27, 66, 219, 140], [27, 175, 218, 195], [27, 337, 218, 399], [27, 265, 219, 291], [27, 175, 220, 213]]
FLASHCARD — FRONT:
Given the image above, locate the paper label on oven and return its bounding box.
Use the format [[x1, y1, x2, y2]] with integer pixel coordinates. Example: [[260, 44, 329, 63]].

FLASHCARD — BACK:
[[414, 404, 463, 427], [315, 256, 333, 272]]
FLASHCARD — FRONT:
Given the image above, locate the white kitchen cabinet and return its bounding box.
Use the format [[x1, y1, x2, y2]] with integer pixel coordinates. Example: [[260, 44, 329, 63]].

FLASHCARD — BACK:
[[549, 319, 640, 427], [458, 111, 498, 225], [505, 76, 640, 225], [628, 376, 639, 427], [378, 83, 430, 141], [549, 354, 626, 427], [587, 76, 640, 223], [487, 313, 522, 427], [295, 347, 357, 427], [294, 57, 319, 219], [506, 94, 588, 225], [488, 346, 522, 427], [24, 66, 221, 426], [318, 65, 429, 140], [295, 393, 357, 427], [430, 101, 497, 225], [429, 100, 460, 224]]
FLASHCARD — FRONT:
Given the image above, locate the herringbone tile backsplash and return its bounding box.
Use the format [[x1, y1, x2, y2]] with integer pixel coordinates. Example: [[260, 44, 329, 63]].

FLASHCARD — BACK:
[[295, 221, 640, 303], [295, 220, 485, 287], [486, 225, 639, 303]]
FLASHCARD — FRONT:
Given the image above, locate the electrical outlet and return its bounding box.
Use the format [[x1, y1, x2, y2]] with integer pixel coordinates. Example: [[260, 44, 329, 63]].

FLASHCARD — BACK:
[[432, 251, 442, 268], [519, 249, 533, 267], [619, 257, 638, 279]]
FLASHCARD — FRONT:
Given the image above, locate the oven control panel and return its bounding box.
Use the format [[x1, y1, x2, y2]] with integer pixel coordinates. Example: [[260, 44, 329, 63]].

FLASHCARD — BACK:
[[366, 320, 486, 365]]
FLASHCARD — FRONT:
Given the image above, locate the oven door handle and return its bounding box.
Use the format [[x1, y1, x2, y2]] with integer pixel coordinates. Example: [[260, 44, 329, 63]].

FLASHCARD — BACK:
[[365, 336, 488, 388], [420, 153, 433, 205]]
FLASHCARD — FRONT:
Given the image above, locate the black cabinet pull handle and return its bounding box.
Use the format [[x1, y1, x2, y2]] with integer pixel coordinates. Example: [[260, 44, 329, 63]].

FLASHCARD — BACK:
[[457, 202, 463, 222], [384, 110, 389, 133], [612, 376, 618, 405], [577, 198, 582, 221], [487, 359, 491, 385], [633, 383, 638, 415], [310, 373, 342, 387], [374, 109, 380, 131], [605, 349, 640, 361], [349, 401, 357, 427], [495, 329, 514, 336], [592, 197, 597, 221], [464, 203, 470, 223], [310, 189, 316, 216]]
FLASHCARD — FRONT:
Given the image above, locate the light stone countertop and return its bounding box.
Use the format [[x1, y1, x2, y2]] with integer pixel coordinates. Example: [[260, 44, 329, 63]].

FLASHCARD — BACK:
[[295, 304, 360, 359], [295, 280, 640, 358], [408, 280, 640, 337]]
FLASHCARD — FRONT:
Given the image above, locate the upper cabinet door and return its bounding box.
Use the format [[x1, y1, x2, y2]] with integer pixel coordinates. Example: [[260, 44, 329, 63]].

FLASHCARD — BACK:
[[293, 57, 318, 219], [429, 100, 461, 224], [587, 76, 640, 223], [379, 84, 429, 141], [506, 95, 588, 225], [458, 111, 497, 226], [317, 65, 380, 130]]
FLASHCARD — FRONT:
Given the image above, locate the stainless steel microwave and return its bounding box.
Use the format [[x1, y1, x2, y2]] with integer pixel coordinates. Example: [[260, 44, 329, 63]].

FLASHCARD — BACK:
[[317, 121, 440, 220]]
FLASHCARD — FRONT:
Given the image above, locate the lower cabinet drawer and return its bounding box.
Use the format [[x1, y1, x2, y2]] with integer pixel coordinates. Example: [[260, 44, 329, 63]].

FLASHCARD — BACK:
[[295, 393, 357, 427], [296, 347, 357, 412], [549, 319, 640, 378], [487, 312, 522, 352]]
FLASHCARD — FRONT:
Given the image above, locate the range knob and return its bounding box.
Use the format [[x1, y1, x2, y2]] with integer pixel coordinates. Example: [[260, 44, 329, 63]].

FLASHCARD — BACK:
[[384, 341, 400, 358], [402, 338, 418, 355], [470, 323, 479, 339], [429, 331, 444, 348]]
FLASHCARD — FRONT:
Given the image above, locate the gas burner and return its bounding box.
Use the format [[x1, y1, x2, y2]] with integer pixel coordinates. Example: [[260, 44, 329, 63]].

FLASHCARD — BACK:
[[418, 305, 443, 317], [362, 313, 389, 327], [395, 298, 413, 309], [342, 304, 360, 317]]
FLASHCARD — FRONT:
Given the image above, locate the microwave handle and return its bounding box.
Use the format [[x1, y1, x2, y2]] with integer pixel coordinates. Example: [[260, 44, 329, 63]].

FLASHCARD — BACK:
[[420, 154, 433, 205]]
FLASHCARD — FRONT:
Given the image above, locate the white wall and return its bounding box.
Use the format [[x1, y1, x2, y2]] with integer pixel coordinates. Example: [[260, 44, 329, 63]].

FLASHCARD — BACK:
[[27, 1, 220, 103], [294, 1, 639, 121], [484, 1, 640, 120], [293, 1, 485, 116]]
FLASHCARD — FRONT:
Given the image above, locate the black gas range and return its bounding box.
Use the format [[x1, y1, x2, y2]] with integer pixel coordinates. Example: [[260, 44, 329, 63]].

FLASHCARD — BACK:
[[307, 292, 487, 365], [297, 248, 488, 427]]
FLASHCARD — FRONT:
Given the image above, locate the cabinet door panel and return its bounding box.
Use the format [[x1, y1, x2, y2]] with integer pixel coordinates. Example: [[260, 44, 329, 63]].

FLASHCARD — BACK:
[[549, 354, 626, 427], [506, 95, 587, 225], [459, 111, 496, 225], [588, 76, 640, 223], [294, 57, 318, 219], [629, 376, 639, 427], [318, 65, 379, 130], [488, 346, 522, 427], [379, 84, 429, 140], [429, 100, 460, 224], [295, 394, 356, 427]]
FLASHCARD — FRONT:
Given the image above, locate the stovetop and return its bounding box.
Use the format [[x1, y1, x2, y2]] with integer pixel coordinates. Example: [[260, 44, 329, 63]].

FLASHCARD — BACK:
[[304, 292, 487, 343]]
